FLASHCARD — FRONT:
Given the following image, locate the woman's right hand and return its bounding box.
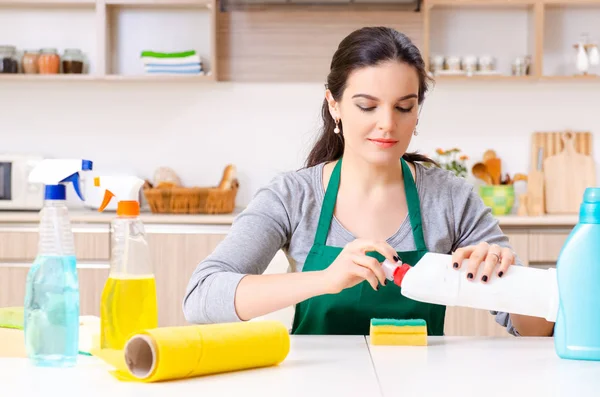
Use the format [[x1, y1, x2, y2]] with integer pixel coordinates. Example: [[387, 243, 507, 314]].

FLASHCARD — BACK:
[[321, 239, 400, 294]]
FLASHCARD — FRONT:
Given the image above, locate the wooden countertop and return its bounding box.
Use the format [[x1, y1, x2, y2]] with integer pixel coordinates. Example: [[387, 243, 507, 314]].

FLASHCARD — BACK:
[[0, 209, 578, 227]]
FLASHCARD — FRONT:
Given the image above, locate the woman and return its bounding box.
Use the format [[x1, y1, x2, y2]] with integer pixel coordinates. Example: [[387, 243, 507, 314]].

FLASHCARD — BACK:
[[183, 27, 554, 337]]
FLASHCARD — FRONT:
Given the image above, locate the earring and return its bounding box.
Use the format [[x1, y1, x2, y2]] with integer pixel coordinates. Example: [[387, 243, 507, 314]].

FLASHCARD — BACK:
[[413, 128, 419, 136], [334, 119, 340, 134]]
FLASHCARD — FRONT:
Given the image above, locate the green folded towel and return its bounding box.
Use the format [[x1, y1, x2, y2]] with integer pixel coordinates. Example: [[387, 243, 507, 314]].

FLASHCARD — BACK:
[[0, 307, 24, 330], [140, 50, 196, 58]]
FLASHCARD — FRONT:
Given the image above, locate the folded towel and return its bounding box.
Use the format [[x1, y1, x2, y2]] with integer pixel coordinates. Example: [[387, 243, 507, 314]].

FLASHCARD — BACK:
[[145, 65, 203, 73], [144, 62, 201, 68], [145, 69, 204, 75], [142, 55, 202, 65], [140, 50, 196, 59]]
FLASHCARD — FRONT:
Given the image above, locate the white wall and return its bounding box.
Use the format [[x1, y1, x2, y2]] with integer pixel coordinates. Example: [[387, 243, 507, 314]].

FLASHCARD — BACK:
[[1, 80, 599, 207]]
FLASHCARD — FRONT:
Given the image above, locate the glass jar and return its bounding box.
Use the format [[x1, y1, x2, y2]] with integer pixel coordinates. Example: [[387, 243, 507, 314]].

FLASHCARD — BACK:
[[62, 48, 84, 74], [22, 50, 40, 74], [0, 45, 19, 74], [38, 48, 60, 74]]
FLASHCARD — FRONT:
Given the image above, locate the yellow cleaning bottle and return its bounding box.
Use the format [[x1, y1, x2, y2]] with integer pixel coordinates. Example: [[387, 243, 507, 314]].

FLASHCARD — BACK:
[[94, 176, 157, 350]]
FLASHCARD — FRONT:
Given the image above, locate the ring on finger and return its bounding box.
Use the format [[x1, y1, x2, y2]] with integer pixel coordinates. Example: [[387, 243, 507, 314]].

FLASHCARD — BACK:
[[488, 252, 501, 262]]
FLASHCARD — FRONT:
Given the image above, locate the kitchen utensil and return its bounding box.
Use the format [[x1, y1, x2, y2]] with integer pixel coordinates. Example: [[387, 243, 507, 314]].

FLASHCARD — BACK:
[[472, 163, 493, 185], [544, 132, 596, 214], [513, 173, 528, 183], [483, 150, 496, 162], [527, 147, 545, 216], [484, 157, 502, 185], [530, 131, 593, 172], [500, 173, 511, 185], [517, 194, 529, 216]]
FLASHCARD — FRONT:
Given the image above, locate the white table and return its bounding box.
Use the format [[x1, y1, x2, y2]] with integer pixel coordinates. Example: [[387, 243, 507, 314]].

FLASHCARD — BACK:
[[2, 336, 600, 397], [0, 335, 379, 397], [368, 336, 600, 397]]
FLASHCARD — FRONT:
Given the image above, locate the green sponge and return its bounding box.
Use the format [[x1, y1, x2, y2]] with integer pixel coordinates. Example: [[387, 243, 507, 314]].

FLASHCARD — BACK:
[[370, 318, 426, 327], [0, 307, 24, 330]]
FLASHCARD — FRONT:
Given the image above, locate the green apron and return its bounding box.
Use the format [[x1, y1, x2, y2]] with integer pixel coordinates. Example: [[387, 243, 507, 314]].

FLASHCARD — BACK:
[[291, 158, 446, 335]]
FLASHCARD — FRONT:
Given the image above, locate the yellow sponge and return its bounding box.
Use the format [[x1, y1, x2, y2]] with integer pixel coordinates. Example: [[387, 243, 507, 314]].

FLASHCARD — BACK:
[[0, 307, 24, 330], [369, 318, 427, 346]]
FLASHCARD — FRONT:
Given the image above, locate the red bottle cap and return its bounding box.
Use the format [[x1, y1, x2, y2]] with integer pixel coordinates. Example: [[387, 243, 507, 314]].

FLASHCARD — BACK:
[[393, 263, 412, 287]]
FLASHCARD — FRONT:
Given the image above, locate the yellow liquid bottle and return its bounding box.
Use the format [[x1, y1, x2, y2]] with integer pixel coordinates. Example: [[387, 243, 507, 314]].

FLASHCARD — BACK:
[[100, 274, 158, 349]]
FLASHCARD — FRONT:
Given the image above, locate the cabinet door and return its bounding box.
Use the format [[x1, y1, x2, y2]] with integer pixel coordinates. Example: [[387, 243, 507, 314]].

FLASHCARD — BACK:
[[146, 226, 229, 327], [528, 229, 570, 264], [0, 264, 109, 317], [0, 224, 110, 262], [444, 306, 511, 337], [505, 231, 529, 266]]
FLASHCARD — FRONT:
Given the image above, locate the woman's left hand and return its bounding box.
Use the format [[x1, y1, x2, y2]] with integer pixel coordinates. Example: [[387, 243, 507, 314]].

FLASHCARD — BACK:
[[451, 242, 514, 283]]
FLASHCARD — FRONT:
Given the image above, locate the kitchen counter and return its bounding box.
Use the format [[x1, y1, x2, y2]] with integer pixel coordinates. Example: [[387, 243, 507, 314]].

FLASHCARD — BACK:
[[1, 336, 598, 397], [496, 214, 578, 227], [0, 209, 579, 227], [0, 208, 244, 225]]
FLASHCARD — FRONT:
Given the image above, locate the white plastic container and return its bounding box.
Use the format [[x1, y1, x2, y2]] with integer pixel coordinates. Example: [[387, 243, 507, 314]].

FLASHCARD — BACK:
[[382, 252, 559, 322]]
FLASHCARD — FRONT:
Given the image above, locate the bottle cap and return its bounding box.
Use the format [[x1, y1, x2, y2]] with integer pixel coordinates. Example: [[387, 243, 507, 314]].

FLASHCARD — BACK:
[[28, 159, 93, 201], [393, 263, 412, 287], [579, 187, 600, 224], [93, 176, 144, 216]]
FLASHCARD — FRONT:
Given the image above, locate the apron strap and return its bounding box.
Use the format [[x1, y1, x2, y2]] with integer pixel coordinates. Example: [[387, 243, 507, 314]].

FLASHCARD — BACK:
[[314, 158, 427, 252], [313, 158, 342, 247], [401, 158, 427, 252]]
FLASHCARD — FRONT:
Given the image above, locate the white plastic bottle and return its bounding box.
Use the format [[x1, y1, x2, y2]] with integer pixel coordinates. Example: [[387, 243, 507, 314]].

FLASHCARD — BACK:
[[382, 252, 558, 322]]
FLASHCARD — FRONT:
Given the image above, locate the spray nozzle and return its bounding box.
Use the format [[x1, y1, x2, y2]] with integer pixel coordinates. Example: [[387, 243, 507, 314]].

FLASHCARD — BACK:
[[28, 159, 93, 201], [94, 176, 145, 216]]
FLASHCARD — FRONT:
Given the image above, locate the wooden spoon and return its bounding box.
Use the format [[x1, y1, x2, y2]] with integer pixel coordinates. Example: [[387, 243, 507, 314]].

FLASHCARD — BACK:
[[472, 163, 493, 185], [483, 150, 497, 162], [484, 157, 502, 185], [513, 173, 528, 183]]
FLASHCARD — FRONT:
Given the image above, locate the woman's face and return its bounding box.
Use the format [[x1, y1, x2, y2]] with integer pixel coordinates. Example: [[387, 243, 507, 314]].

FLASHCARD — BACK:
[[327, 60, 420, 167]]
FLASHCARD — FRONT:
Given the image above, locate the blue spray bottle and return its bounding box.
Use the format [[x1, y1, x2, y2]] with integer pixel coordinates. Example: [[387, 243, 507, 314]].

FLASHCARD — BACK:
[[24, 159, 93, 367], [555, 187, 600, 361]]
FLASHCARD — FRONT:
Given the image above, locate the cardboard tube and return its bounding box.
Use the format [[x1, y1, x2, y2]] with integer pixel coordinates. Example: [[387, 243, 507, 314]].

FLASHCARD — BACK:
[[124, 334, 157, 380]]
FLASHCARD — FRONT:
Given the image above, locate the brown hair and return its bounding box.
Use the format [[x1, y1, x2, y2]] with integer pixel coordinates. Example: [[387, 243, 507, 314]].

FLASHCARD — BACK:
[[305, 26, 437, 168]]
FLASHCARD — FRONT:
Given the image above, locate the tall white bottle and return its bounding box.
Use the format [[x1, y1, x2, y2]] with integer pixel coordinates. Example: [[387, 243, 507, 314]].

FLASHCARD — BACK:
[[382, 252, 558, 323]]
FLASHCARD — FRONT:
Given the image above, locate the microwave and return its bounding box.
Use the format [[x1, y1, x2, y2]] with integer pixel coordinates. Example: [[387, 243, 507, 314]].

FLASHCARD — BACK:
[[0, 155, 45, 211]]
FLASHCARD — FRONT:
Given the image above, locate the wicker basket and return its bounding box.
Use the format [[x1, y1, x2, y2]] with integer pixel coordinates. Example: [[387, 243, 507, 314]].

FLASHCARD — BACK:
[[144, 179, 239, 214]]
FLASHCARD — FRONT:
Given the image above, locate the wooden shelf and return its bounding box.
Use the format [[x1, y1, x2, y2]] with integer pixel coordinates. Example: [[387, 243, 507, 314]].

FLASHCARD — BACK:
[[426, 0, 535, 7], [0, 73, 213, 81], [104, 73, 213, 81], [540, 74, 600, 81], [0, 0, 94, 5], [105, 0, 211, 7], [0, 74, 98, 81], [433, 75, 537, 81]]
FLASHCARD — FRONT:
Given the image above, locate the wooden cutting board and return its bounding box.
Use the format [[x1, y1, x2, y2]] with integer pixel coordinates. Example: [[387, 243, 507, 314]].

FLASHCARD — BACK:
[[544, 132, 596, 214], [530, 131, 593, 172]]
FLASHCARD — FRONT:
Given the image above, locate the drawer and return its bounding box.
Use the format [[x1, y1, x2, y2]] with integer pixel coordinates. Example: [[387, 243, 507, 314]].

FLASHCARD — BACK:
[[0, 225, 110, 262], [504, 232, 529, 266], [528, 230, 571, 263]]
